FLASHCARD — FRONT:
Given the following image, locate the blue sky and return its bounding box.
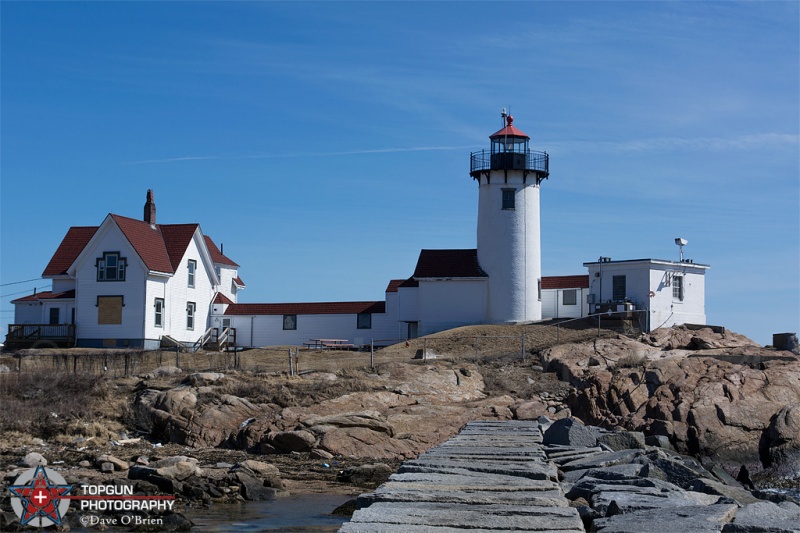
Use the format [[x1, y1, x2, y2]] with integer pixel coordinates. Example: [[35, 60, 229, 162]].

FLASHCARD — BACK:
[[1, 1, 798, 346]]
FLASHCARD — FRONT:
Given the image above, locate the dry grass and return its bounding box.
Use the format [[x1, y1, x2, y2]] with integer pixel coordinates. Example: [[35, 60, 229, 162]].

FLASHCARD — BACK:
[[0, 320, 615, 377], [0, 370, 125, 440], [0, 322, 618, 443]]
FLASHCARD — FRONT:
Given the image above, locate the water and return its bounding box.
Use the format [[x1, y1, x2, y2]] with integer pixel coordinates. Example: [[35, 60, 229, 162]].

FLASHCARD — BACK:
[[187, 493, 352, 532]]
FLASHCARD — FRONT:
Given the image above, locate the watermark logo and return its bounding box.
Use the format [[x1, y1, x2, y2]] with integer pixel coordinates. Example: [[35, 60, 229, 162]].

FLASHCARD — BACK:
[[9, 465, 72, 527], [8, 463, 176, 528]]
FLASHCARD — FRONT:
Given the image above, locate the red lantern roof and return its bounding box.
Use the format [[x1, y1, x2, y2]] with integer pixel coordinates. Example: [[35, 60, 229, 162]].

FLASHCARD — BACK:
[[489, 115, 529, 139]]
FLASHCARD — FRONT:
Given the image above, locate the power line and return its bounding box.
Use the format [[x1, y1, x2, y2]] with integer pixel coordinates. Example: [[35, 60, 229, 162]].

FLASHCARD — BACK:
[[0, 285, 51, 299], [0, 277, 42, 287]]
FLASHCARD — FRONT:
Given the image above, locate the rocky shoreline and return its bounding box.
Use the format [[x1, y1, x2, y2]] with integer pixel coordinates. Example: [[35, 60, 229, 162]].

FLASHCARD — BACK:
[[344, 418, 800, 532], [1, 325, 798, 531]]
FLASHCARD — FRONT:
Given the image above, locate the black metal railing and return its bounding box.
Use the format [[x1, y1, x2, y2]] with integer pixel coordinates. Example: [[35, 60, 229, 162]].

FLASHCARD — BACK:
[[470, 149, 549, 177]]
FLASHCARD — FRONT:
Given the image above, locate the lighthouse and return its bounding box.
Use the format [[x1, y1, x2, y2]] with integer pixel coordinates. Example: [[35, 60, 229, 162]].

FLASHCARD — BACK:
[[470, 111, 549, 323]]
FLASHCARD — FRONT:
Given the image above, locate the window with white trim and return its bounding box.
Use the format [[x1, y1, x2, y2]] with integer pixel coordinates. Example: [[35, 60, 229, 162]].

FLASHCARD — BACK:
[[154, 298, 164, 328], [672, 275, 684, 301], [186, 302, 196, 330], [188, 260, 197, 288]]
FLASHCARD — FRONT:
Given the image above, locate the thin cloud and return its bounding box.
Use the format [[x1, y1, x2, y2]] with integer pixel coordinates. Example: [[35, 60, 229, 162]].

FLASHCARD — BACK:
[[546, 133, 798, 155], [124, 145, 478, 165]]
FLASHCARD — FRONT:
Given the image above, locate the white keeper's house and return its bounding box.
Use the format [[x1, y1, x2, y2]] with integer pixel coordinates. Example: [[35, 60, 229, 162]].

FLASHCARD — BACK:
[[8, 114, 709, 350]]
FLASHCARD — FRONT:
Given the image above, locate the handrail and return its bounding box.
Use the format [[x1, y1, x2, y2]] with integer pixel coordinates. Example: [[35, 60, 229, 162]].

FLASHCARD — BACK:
[[193, 327, 216, 352], [469, 148, 549, 176], [217, 327, 237, 351], [218, 327, 229, 351]]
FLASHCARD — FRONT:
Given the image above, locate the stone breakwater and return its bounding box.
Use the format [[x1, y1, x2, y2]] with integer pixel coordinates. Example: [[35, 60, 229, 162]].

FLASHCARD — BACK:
[[342, 418, 800, 533], [342, 420, 584, 532]]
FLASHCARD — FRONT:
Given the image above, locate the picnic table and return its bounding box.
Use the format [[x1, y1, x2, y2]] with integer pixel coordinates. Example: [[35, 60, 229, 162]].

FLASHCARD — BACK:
[[303, 338, 355, 350]]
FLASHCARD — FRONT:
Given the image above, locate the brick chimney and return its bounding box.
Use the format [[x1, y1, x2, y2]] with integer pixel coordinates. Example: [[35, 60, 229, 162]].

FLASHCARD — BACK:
[[144, 189, 156, 226]]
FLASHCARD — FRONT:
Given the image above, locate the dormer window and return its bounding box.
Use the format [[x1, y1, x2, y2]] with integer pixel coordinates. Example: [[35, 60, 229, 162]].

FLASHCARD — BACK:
[[97, 252, 126, 281]]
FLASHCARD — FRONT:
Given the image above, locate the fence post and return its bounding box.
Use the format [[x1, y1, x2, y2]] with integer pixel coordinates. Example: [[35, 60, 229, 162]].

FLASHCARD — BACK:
[[288, 349, 294, 376], [74, 354, 78, 376], [295, 347, 299, 374], [370, 339, 375, 370], [175, 345, 179, 369]]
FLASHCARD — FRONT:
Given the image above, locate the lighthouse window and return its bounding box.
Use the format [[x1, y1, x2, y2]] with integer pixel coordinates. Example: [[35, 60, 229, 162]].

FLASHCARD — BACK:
[[502, 189, 515, 210]]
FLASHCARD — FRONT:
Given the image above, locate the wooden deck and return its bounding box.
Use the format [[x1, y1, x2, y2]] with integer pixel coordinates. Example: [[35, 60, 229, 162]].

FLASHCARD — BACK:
[[5, 324, 76, 349]]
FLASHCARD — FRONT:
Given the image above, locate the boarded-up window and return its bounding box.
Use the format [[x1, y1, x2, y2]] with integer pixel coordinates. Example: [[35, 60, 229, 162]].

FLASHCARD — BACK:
[[98, 296, 123, 324]]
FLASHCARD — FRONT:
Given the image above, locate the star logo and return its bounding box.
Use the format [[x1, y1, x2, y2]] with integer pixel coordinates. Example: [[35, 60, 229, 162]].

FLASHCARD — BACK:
[[9, 465, 72, 527]]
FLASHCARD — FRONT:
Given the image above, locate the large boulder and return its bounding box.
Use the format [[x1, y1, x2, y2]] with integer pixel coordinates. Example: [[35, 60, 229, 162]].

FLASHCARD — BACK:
[[133, 386, 263, 447], [543, 417, 598, 448], [540, 326, 800, 472], [762, 405, 800, 476]]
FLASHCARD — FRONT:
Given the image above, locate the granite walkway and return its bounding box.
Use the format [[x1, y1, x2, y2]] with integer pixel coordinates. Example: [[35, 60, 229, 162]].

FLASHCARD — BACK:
[[339, 420, 585, 532]]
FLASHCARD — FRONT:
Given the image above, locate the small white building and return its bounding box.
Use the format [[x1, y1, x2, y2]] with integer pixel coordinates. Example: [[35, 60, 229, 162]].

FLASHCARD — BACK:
[[541, 275, 591, 319], [583, 257, 710, 332]]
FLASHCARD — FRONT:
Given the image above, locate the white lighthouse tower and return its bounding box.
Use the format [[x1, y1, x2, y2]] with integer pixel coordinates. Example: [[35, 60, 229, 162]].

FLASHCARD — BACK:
[[470, 111, 549, 323]]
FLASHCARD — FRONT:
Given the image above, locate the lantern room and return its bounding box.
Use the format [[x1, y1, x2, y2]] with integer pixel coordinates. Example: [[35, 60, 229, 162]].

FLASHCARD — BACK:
[[469, 112, 549, 183]]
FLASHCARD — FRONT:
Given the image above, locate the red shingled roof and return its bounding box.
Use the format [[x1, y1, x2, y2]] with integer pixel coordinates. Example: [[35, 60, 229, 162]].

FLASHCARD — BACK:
[[111, 214, 176, 273], [413, 249, 487, 279], [42, 227, 98, 276], [386, 278, 418, 292], [233, 276, 245, 287], [11, 289, 76, 303], [385, 279, 405, 293], [490, 116, 529, 139], [42, 213, 235, 278], [204, 236, 239, 267], [541, 275, 589, 290], [213, 293, 235, 305], [156, 223, 199, 271], [225, 301, 385, 316]]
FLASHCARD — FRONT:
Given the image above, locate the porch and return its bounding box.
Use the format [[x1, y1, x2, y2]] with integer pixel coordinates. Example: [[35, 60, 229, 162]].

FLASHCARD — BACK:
[[5, 324, 77, 349]]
